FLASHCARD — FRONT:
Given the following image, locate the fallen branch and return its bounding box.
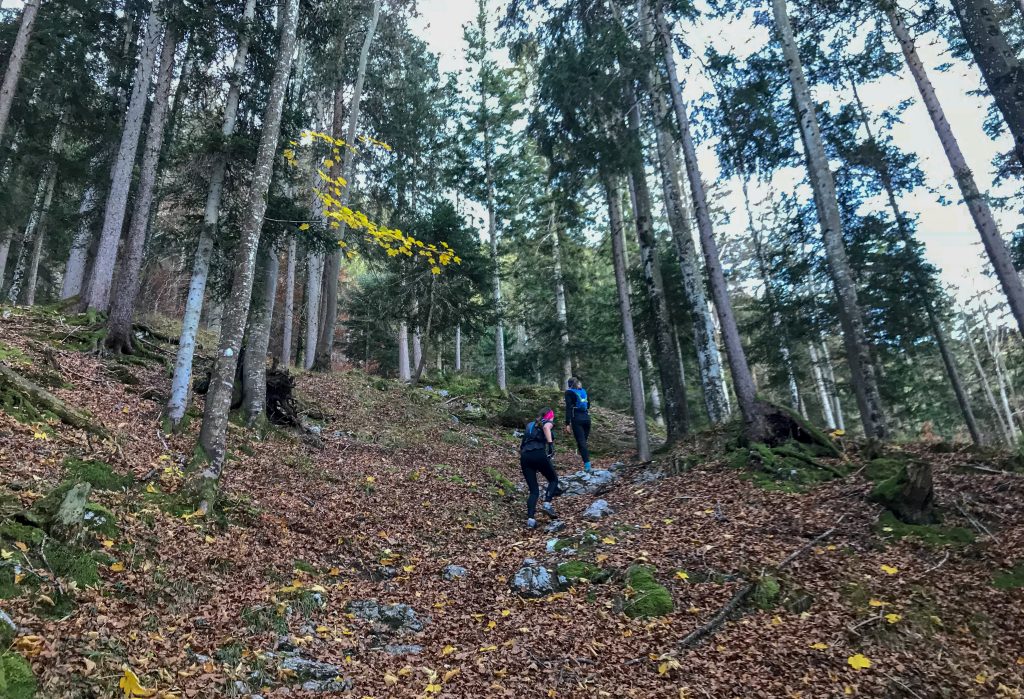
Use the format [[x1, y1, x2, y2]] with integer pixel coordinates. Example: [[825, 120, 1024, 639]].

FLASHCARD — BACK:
[[0, 363, 109, 438], [965, 463, 1022, 477], [679, 515, 846, 649], [954, 497, 996, 541], [923, 550, 951, 575]]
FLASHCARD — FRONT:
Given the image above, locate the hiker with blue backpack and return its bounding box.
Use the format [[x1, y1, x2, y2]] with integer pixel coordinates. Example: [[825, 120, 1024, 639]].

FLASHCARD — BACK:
[[520, 408, 562, 529], [564, 376, 592, 473]]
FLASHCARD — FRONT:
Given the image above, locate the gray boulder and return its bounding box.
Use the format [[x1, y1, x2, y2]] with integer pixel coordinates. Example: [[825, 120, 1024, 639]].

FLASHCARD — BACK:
[[280, 655, 347, 683], [348, 599, 425, 633], [583, 499, 614, 520], [512, 559, 560, 597], [384, 643, 423, 656], [559, 468, 618, 497], [544, 521, 565, 534], [442, 564, 467, 580]]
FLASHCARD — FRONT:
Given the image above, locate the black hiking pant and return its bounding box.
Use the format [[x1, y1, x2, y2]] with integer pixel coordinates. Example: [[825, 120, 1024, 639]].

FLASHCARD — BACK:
[[571, 413, 591, 464], [521, 450, 559, 518]]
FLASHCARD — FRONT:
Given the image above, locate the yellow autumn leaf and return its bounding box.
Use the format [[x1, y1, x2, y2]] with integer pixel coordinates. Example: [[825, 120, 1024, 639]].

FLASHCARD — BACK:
[[868, 599, 887, 607], [425, 683, 442, 693], [14, 541, 28, 552], [847, 654, 872, 671], [121, 406, 131, 414], [33, 430, 48, 440], [601, 536, 616, 545], [486, 620, 496, 630], [299, 223, 310, 231], [110, 562, 125, 572], [384, 672, 399, 686], [975, 673, 987, 684], [809, 642, 828, 650], [596, 554, 608, 563], [443, 668, 460, 682], [884, 613, 901, 624], [119, 667, 156, 697], [479, 645, 497, 652], [14, 573, 25, 585], [365, 476, 375, 484], [145, 483, 158, 494], [102, 539, 115, 549], [0, 548, 11, 559], [675, 571, 689, 581], [329, 567, 340, 576], [880, 565, 899, 575], [204, 535, 215, 544], [442, 645, 456, 656], [324, 159, 335, 168], [500, 609, 510, 617]]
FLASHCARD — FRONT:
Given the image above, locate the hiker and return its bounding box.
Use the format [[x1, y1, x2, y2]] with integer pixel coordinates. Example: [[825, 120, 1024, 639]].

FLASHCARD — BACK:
[[564, 376, 592, 473], [520, 407, 561, 529]]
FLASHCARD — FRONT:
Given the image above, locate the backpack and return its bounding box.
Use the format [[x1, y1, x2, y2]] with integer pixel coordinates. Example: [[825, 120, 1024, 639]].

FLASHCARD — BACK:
[[520, 420, 549, 454], [569, 387, 589, 411]]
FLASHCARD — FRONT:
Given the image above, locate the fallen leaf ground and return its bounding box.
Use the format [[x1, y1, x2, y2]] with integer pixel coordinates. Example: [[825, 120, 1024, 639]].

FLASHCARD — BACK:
[[1, 307, 1023, 698]]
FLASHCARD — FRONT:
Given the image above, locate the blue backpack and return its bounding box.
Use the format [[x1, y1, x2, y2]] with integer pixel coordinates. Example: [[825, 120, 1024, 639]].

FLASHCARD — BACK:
[[520, 420, 549, 454], [569, 387, 589, 411]]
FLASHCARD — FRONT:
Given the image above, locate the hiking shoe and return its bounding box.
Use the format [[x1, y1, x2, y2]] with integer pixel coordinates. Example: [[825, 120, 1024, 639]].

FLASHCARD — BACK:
[[583, 463, 592, 474], [542, 502, 557, 519], [526, 518, 537, 529]]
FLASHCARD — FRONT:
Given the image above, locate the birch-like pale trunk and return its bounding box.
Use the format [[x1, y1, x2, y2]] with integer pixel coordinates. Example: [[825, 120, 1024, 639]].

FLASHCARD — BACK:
[[193, 0, 300, 512], [412, 296, 423, 370], [313, 0, 382, 370], [166, 0, 256, 429], [398, 321, 411, 381], [982, 323, 1020, 440], [87, 1, 165, 311], [106, 26, 179, 353], [550, 205, 573, 386], [0, 0, 42, 146], [242, 245, 280, 425], [7, 128, 60, 305], [411, 277, 436, 384], [887, 4, 1024, 337], [950, 0, 1024, 167], [454, 324, 462, 372], [773, 0, 887, 440], [820, 340, 845, 431], [643, 344, 665, 427], [0, 232, 11, 288], [23, 172, 56, 307], [303, 251, 323, 369], [963, 315, 1011, 443], [808, 343, 837, 429], [281, 237, 297, 366], [603, 174, 651, 462], [61, 178, 100, 299]]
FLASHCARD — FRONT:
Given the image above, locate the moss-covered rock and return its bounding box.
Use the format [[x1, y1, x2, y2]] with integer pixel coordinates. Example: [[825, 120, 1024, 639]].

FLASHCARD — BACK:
[[83, 504, 118, 538], [623, 566, 673, 619], [865, 458, 905, 483], [64, 458, 131, 491], [992, 562, 1024, 590], [0, 522, 44, 547], [0, 651, 36, 699], [875, 511, 974, 547], [41, 540, 99, 587], [752, 575, 781, 610], [557, 560, 611, 584]]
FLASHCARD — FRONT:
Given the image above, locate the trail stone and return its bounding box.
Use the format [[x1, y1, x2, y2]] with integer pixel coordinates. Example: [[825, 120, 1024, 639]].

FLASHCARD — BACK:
[[583, 499, 613, 520], [544, 521, 565, 534], [559, 469, 618, 497], [512, 559, 560, 597], [384, 643, 423, 655], [442, 564, 467, 580], [280, 655, 346, 683], [348, 599, 425, 633]]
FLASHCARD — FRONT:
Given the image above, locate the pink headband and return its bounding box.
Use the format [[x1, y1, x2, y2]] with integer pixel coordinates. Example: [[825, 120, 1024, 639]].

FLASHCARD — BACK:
[[543, 410, 554, 422]]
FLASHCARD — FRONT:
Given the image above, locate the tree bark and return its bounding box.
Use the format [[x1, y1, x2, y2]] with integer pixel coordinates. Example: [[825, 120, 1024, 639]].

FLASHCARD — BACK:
[[454, 324, 462, 372], [23, 172, 56, 307], [7, 131, 60, 305], [106, 26, 179, 353], [193, 0, 300, 513], [281, 237, 297, 366], [313, 0, 382, 371], [963, 312, 1010, 443], [603, 174, 651, 462], [0, 0, 42, 146], [166, 0, 256, 430], [411, 276, 435, 383], [773, 0, 887, 440], [808, 343, 837, 430], [303, 251, 323, 369], [950, 0, 1024, 168], [87, 1, 165, 311], [643, 344, 665, 427], [0, 231, 11, 289], [887, 4, 1024, 338], [398, 320, 411, 381], [550, 204, 573, 386], [820, 339, 845, 431], [242, 244, 280, 425], [61, 177, 100, 300]]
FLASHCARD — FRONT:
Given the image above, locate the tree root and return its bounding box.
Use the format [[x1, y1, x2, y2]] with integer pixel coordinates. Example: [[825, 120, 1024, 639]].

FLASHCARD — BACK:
[[0, 363, 109, 438]]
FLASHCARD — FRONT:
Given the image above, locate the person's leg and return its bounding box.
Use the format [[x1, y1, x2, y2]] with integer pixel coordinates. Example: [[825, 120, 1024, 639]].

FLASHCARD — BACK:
[[572, 418, 591, 471], [521, 459, 540, 521], [539, 457, 561, 518]]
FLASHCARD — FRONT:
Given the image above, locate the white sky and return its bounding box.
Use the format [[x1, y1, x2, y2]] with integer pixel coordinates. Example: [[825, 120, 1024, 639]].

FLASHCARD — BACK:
[[414, 0, 1019, 314]]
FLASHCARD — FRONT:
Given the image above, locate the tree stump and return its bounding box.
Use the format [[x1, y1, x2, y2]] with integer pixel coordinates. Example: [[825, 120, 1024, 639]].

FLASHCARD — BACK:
[[745, 400, 840, 457], [870, 460, 936, 525]]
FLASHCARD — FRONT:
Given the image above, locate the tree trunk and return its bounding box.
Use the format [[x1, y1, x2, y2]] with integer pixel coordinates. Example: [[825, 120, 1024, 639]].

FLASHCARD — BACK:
[[303, 251, 323, 369], [87, 1, 165, 311], [820, 339, 845, 431], [7, 137, 60, 305], [930, 308, 982, 444], [773, 0, 887, 440], [23, 172, 56, 307], [398, 321, 411, 381], [641, 1, 729, 425], [193, 0, 300, 513], [0, 0, 42, 147], [603, 174, 651, 462], [313, 0, 382, 371], [983, 323, 1020, 441], [106, 26, 179, 353], [550, 205, 573, 386], [281, 237, 297, 366], [166, 0, 256, 430], [0, 231, 11, 288], [61, 179, 99, 300], [643, 344, 665, 427], [411, 277, 435, 383], [412, 296, 423, 370], [242, 244, 280, 425], [963, 313, 1011, 443], [887, 4, 1024, 337], [808, 343, 837, 430], [950, 0, 1024, 167], [454, 324, 462, 372]]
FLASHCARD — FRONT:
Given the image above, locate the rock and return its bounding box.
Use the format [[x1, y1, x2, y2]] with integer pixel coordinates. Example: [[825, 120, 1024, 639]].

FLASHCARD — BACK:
[[348, 599, 425, 633], [280, 655, 346, 682], [301, 678, 353, 692], [384, 643, 423, 655], [545, 539, 560, 553], [468, 436, 480, 446], [583, 499, 613, 520], [512, 559, 560, 598], [442, 564, 467, 581], [544, 521, 565, 534], [191, 617, 210, 630], [375, 566, 398, 580], [233, 681, 252, 695], [636, 469, 665, 483], [276, 636, 297, 652], [559, 469, 618, 497]]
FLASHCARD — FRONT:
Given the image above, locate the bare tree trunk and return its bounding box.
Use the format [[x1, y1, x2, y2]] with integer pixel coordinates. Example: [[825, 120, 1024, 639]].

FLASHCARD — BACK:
[[950, 0, 1024, 167], [166, 0, 256, 430], [820, 339, 845, 432], [809, 343, 837, 430], [982, 321, 1020, 440], [0, 231, 11, 288], [23, 172, 56, 307], [603, 174, 651, 462], [106, 26, 179, 353], [313, 0, 382, 370], [412, 296, 423, 370], [192, 0, 300, 513], [281, 237, 297, 366], [887, 4, 1024, 337], [412, 277, 435, 383], [488, 165, 506, 391], [963, 313, 1011, 443], [641, 0, 729, 425], [929, 308, 983, 444], [398, 321, 411, 381], [773, 0, 887, 440], [87, 1, 165, 311], [550, 205, 573, 386], [7, 131, 60, 305], [643, 344, 665, 427], [455, 324, 462, 372], [0, 0, 42, 146], [61, 178, 100, 300], [242, 245, 280, 425], [303, 251, 323, 369]]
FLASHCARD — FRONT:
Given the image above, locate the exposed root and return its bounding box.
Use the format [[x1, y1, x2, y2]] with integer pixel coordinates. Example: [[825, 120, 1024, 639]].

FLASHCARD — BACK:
[[0, 363, 109, 438]]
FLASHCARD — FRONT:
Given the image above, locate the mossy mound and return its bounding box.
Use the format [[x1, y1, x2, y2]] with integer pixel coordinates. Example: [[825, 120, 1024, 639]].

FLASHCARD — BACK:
[[734, 441, 844, 492], [875, 512, 974, 547], [751, 575, 781, 610], [623, 566, 673, 619], [558, 560, 611, 584], [83, 504, 118, 538], [64, 459, 132, 491], [865, 458, 905, 483], [0, 568, 18, 599], [0, 652, 36, 699], [992, 562, 1024, 590], [0, 522, 44, 547], [41, 540, 99, 587]]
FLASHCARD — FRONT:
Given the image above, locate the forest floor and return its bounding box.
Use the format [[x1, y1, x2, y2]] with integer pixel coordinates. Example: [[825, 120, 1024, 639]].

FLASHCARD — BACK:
[[0, 306, 1023, 699]]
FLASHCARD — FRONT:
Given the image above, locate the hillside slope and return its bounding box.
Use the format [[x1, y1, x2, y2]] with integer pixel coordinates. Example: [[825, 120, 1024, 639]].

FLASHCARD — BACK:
[[0, 308, 1022, 698]]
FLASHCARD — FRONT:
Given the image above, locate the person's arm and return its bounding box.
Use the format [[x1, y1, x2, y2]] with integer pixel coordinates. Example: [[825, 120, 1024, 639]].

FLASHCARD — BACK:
[[564, 390, 574, 431], [543, 421, 554, 455]]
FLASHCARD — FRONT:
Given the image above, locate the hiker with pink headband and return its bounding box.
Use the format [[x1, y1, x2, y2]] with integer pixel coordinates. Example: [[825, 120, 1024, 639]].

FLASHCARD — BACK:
[[519, 407, 563, 529]]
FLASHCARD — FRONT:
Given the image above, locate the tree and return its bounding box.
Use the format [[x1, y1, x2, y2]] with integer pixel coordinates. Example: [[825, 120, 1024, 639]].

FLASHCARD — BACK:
[[0, 0, 43, 147]]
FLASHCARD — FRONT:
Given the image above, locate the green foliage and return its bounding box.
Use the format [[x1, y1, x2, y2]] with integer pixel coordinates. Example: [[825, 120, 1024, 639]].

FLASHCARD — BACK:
[[0, 652, 36, 699], [623, 566, 673, 618], [875, 511, 974, 547], [557, 560, 610, 584], [64, 458, 131, 491], [992, 563, 1024, 590], [41, 540, 99, 587], [752, 575, 781, 610], [0, 522, 44, 547]]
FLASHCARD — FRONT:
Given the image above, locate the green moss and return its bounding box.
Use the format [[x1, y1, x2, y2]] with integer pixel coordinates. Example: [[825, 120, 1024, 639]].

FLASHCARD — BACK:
[[64, 459, 131, 491], [623, 566, 673, 619], [485, 467, 515, 493], [752, 575, 781, 610], [875, 511, 974, 547], [0, 494, 21, 519], [0, 343, 29, 365], [558, 560, 611, 584], [0, 652, 36, 699], [83, 504, 118, 538], [0, 522, 44, 546], [22, 482, 78, 528], [0, 568, 18, 599], [36, 589, 76, 619], [241, 605, 288, 634], [992, 562, 1024, 590], [865, 458, 905, 483], [41, 540, 99, 587], [293, 560, 316, 574]]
